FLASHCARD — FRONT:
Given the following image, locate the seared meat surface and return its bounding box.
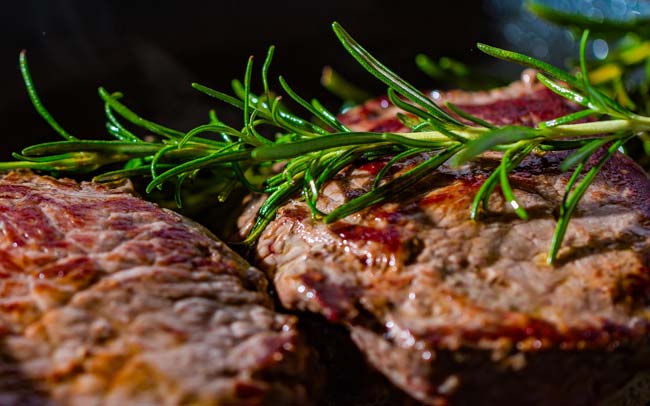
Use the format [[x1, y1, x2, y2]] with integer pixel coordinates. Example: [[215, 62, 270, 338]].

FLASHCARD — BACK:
[[0, 171, 316, 405], [240, 72, 650, 405]]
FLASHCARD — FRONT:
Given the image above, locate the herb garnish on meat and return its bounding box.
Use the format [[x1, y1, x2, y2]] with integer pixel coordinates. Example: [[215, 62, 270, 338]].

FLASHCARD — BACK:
[[2, 11, 650, 264]]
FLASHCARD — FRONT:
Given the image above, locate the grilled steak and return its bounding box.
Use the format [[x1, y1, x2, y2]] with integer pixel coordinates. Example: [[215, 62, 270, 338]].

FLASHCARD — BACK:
[[239, 71, 650, 405], [0, 171, 316, 405]]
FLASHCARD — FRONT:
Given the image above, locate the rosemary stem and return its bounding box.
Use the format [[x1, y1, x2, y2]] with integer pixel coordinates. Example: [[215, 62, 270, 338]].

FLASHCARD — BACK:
[[628, 114, 650, 125], [551, 119, 647, 136]]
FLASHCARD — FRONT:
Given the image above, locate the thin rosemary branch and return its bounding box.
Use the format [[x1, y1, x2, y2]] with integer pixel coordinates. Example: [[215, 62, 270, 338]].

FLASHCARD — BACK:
[[4, 22, 650, 265], [527, 0, 650, 37]]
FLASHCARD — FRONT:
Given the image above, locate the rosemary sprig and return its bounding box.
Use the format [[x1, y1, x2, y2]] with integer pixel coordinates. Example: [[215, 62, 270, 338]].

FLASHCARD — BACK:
[[415, 53, 505, 90], [527, 0, 650, 37], [4, 22, 649, 265], [320, 66, 372, 104], [526, 0, 650, 169], [19, 51, 76, 141]]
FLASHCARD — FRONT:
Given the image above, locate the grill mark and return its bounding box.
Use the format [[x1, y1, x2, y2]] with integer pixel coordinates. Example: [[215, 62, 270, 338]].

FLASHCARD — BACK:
[[357, 158, 390, 176], [330, 223, 401, 253], [613, 267, 650, 309], [35, 257, 92, 279], [0, 206, 66, 249], [454, 88, 580, 127], [369, 118, 405, 133], [300, 272, 359, 322], [553, 236, 646, 266], [418, 315, 650, 351], [0, 251, 22, 273], [419, 178, 482, 208]]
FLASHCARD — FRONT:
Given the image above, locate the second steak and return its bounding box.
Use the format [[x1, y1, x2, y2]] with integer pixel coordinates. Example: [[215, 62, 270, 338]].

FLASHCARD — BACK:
[[240, 74, 650, 405]]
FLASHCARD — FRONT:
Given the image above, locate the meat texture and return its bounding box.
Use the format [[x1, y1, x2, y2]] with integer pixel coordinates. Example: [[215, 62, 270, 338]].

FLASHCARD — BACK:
[[0, 171, 316, 405], [240, 71, 650, 405]]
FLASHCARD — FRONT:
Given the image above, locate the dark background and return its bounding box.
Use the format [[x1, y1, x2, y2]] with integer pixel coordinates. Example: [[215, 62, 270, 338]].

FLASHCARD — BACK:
[[0, 0, 504, 160]]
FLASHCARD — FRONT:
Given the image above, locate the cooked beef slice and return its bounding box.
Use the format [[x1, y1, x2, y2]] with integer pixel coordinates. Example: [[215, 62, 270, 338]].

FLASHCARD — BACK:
[[0, 171, 318, 405], [241, 72, 650, 405]]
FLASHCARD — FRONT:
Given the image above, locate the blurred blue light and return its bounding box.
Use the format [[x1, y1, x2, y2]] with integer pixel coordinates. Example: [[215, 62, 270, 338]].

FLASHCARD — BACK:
[[593, 39, 609, 60], [486, 0, 650, 67]]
